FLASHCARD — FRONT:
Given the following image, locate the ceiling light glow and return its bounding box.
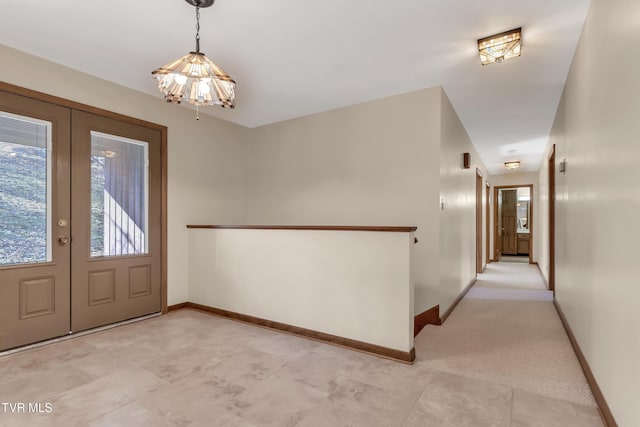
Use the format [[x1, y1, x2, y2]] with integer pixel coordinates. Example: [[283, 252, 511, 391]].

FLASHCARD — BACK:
[[504, 161, 521, 170], [478, 28, 522, 65]]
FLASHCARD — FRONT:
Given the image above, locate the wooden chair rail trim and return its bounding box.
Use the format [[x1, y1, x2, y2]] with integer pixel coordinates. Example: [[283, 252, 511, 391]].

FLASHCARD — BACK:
[[186, 225, 417, 232]]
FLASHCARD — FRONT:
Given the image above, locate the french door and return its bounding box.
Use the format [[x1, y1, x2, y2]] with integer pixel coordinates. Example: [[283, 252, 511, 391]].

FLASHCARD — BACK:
[[0, 91, 71, 350], [0, 91, 162, 351]]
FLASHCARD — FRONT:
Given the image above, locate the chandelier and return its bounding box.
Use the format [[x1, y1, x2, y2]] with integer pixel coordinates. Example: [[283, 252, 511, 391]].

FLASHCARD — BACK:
[[152, 0, 235, 119]]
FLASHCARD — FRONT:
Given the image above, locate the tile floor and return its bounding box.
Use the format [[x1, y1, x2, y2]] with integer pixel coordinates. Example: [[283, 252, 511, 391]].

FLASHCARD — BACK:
[[0, 264, 603, 426]]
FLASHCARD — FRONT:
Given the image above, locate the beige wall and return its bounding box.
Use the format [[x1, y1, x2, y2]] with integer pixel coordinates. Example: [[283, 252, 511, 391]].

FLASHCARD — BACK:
[[247, 87, 489, 315], [544, 0, 640, 424], [489, 172, 540, 263], [246, 88, 442, 314], [189, 228, 415, 352], [0, 45, 250, 305], [491, 172, 539, 187], [439, 90, 490, 311], [537, 154, 551, 284]]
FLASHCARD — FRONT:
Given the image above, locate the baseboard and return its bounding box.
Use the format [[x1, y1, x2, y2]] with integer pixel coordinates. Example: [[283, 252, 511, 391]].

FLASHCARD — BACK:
[[439, 277, 477, 324], [179, 302, 415, 364], [536, 264, 550, 289], [553, 298, 617, 427], [167, 302, 189, 312], [414, 305, 440, 336]]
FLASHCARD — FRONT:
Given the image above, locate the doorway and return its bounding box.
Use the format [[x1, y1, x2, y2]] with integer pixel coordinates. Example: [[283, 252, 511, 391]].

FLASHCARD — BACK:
[[476, 169, 483, 273], [0, 88, 166, 351], [548, 145, 556, 291], [485, 181, 490, 265], [493, 185, 534, 264]]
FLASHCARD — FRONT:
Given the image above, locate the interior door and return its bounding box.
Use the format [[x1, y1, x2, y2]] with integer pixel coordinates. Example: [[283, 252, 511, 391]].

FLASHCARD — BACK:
[[549, 146, 556, 291], [501, 190, 518, 255], [0, 91, 71, 351], [70, 111, 162, 332], [475, 171, 483, 273], [496, 189, 502, 261]]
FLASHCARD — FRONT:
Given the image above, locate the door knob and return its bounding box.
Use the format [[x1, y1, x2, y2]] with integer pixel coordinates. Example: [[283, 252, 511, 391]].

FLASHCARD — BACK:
[[58, 236, 70, 245]]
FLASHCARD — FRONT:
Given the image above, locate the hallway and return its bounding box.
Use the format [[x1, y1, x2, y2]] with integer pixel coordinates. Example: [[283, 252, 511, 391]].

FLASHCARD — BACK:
[[413, 262, 602, 426]]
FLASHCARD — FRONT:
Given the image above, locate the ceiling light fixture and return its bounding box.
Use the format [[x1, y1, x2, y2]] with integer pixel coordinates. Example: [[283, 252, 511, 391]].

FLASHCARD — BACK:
[[478, 28, 522, 66], [151, 0, 235, 119], [504, 161, 521, 170]]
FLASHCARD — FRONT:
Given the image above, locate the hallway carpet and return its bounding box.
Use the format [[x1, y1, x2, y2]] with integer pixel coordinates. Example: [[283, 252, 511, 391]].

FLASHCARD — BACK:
[[499, 256, 530, 264], [415, 262, 596, 409], [0, 262, 602, 426]]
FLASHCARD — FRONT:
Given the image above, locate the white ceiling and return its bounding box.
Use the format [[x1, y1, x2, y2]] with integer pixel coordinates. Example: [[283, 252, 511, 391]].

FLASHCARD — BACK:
[[0, 0, 591, 175]]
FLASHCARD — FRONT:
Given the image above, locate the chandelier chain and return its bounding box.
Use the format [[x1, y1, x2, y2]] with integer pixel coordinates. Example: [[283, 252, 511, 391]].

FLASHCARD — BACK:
[[195, 1, 201, 52]]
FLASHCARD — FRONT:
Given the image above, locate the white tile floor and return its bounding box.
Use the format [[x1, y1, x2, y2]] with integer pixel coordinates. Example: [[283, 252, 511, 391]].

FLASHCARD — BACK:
[[0, 263, 602, 426]]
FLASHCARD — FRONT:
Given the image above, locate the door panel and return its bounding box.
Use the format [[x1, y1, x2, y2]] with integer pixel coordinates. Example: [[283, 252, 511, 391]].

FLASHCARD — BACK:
[[0, 91, 71, 351], [71, 111, 161, 332], [496, 190, 502, 260], [476, 172, 483, 273], [501, 190, 518, 255], [549, 147, 556, 291]]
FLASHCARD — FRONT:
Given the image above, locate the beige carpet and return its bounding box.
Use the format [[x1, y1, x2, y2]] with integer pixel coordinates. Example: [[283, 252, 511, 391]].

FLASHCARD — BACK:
[[499, 255, 530, 263], [414, 262, 597, 408]]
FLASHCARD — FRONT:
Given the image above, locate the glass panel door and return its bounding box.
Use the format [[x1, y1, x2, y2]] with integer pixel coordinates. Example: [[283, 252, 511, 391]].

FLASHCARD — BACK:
[[0, 112, 52, 265], [0, 91, 71, 352], [0, 88, 164, 351], [90, 132, 149, 257], [71, 111, 162, 332]]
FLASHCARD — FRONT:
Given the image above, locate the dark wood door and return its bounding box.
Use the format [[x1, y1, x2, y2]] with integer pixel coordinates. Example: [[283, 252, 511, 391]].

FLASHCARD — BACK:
[[476, 171, 483, 273], [549, 146, 556, 291], [501, 190, 518, 255], [496, 189, 503, 261]]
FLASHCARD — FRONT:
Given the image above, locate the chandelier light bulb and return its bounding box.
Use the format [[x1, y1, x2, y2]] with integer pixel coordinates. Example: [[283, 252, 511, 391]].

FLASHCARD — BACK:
[[174, 74, 188, 85]]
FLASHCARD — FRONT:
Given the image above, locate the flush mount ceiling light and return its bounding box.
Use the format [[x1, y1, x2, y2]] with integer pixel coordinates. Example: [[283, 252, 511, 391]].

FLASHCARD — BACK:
[[151, 0, 235, 119], [478, 28, 522, 65], [504, 161, 521, 170]]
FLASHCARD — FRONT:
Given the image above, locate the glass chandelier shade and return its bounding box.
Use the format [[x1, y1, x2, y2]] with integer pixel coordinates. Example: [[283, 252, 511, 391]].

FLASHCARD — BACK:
[[151, 0, 235, 109], [478, 28, 522, 66], [152, 52, 235, 108], [504, 161, 521, 170]]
